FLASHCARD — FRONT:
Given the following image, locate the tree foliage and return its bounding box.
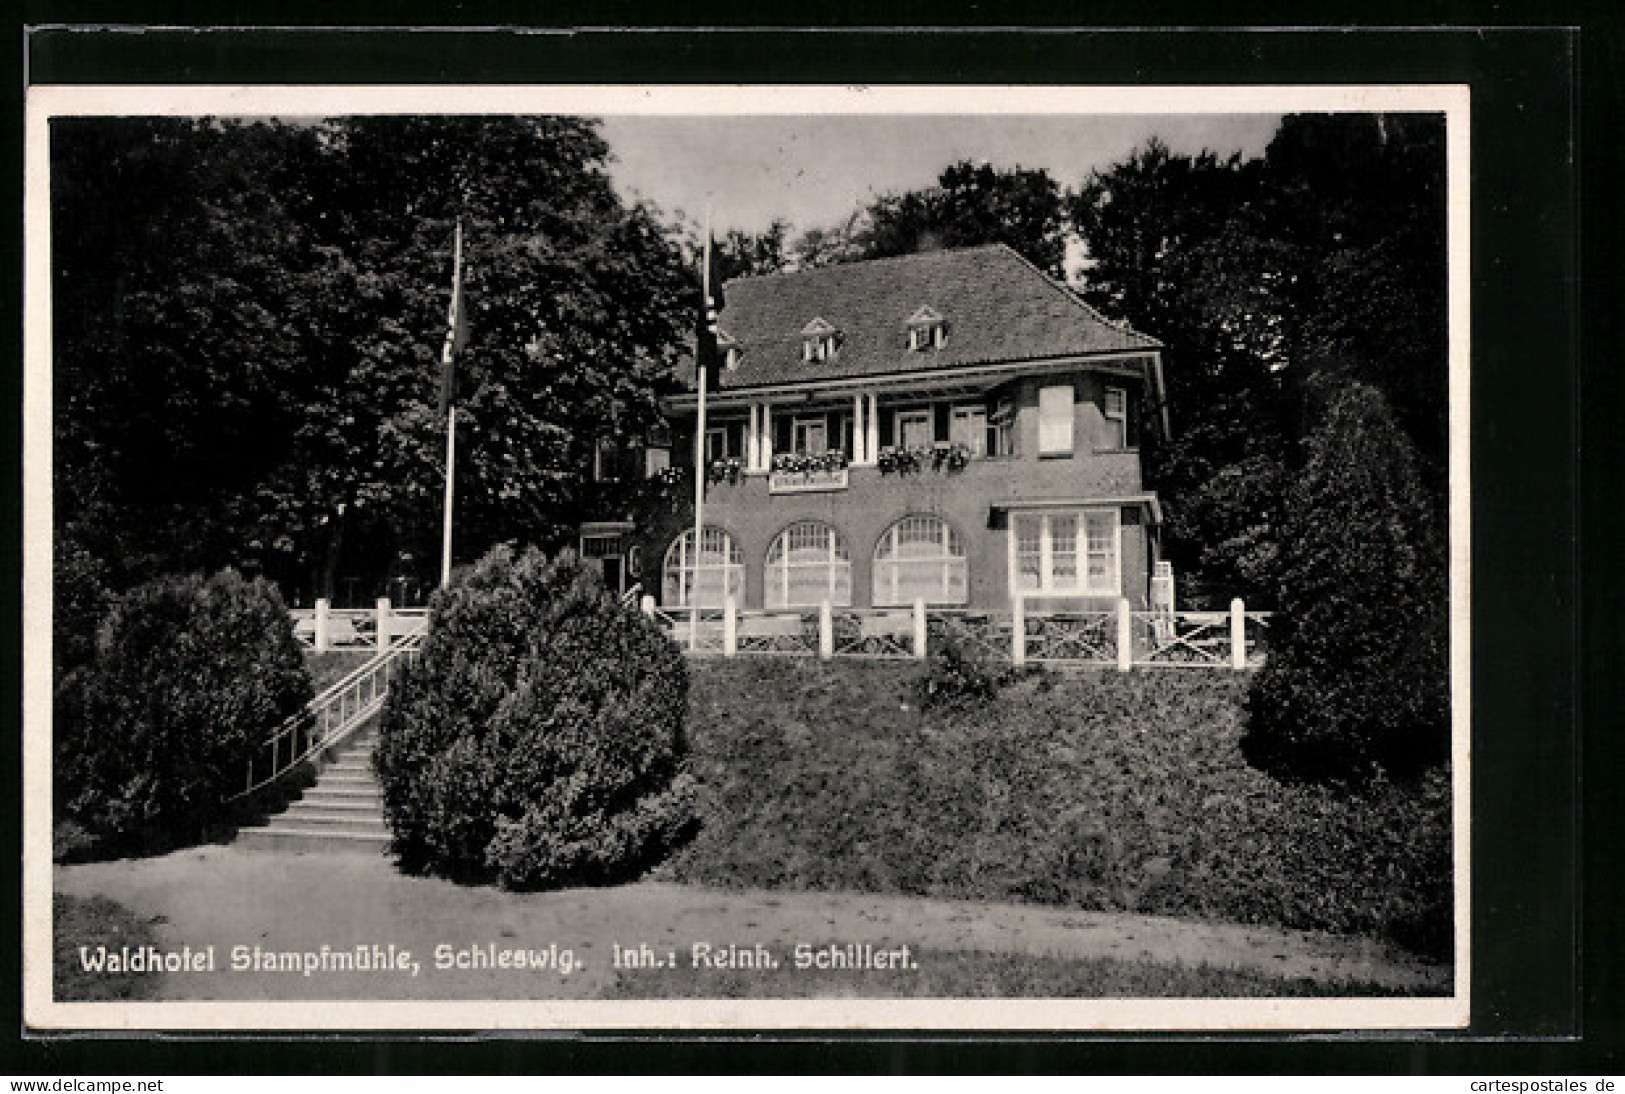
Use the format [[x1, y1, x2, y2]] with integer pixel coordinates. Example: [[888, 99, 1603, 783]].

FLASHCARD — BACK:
[[798, 160, 1068, 277], [1069, 117, 1448, 609], [52, 116, 694, 602], [1243, 384, 1449, 783]]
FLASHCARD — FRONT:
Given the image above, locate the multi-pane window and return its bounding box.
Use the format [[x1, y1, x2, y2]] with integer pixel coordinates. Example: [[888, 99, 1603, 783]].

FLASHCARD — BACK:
[[1038, 384, 1075, 455], [793, 416, 828, 455], [662, 527, 745, 608], [765, 522, 852, 608], [704, 426, 727, 463], [988, 398, 1016, 456], [873, 516, 968, 606], [1102, 386, 1128, 449], [1011, 510, 1119, 596], [950, 405, 987, 456], [897, 409, 934, 449]]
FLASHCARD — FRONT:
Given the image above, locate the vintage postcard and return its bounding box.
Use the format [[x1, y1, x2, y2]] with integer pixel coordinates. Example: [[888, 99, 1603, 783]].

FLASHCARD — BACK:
[[23, 81, 1471, 1031]]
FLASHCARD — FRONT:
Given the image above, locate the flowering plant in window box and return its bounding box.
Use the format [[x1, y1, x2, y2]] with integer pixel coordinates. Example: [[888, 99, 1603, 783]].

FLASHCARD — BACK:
[[772, 452, 808, 474], [936, 441, 972, 472], [655, 465, 687, 487], [810, 449, 849, 473], [707, 457, 743, 485], [877, 445, 922, 476]]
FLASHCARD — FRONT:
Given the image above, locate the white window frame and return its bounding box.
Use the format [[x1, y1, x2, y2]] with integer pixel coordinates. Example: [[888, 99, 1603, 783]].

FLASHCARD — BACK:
[[950, 404, 987, 456], [989, 398, 1015, 456], [897, 408, 934, 449], [873, 516, 969, 607], [765, 522, 852, 608], [1102, 385, 1129, 449], [662, 526, 745, 608], [792, 415, 829, 455], [705, 425, 727, 463], [1038, 383, 1075, 456], [1007, 508, 1121, 598]]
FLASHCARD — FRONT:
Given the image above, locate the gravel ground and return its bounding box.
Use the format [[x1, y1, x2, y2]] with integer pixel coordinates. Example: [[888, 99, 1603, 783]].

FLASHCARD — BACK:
[[53, 845, 1450, 1001]]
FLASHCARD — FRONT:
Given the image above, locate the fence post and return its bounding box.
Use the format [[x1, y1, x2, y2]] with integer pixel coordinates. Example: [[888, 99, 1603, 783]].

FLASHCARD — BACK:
[[913, 598, 928, 660], [640, 594, 656, 619], [1116, 598, 1133, 672], [1230, 598, 1246, 670], [819, 600, 833, 660], [376, 596, 392, 650], [314, 598, 331, 652], [1011, 596, 1026, 668], [724, 596, 738, 657]]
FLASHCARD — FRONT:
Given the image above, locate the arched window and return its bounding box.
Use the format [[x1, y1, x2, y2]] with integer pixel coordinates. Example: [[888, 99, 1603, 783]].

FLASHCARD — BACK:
[[765, 522, 852, 608], [873, 515, 968, 606], [663, 527, 744, 608]]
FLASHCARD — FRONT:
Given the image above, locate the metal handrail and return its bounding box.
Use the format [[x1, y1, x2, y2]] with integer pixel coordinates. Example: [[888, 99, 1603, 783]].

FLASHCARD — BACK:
[[225, 631, 424, 803]]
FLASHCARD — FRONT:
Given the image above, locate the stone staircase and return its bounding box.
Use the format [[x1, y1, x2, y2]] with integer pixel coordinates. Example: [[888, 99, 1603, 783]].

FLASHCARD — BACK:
[[237, 722, 391, 854]]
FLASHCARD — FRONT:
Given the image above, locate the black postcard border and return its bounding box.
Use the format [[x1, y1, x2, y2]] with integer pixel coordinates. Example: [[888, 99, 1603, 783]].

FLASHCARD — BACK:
[[8, 18, 1612, 1075]]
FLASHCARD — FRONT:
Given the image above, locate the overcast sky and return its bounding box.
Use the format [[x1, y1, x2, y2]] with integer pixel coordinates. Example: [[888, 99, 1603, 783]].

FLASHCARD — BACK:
[[598, 114, 1284, 237]]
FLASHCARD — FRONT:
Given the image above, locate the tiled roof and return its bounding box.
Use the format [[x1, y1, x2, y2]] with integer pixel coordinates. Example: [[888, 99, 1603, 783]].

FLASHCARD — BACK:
[[693, 243, 1160, 391]]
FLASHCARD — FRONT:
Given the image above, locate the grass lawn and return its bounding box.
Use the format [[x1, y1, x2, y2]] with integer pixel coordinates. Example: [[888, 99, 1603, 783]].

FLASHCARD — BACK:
[[53, 893, 163, 1002], [607, 947, 1409, 999], [660, 659, 1452, 963]]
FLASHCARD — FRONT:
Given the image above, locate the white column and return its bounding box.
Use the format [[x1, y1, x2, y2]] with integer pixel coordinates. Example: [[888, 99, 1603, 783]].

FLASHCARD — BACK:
[[819, 600, 834, 660], [724, 596, 738, 657], [867, 394, 880, 459], [853, 393, 867, 464], [1012, 596, 1026, 668], [763, 401, 774, 466], [1116, 597, 1133, 672], [913, 597, 928, 660], [1230, 597, 1247, 670], [745, 404, 757, 471], [376, 597, 392, 651], [314, 598, 331, 652]]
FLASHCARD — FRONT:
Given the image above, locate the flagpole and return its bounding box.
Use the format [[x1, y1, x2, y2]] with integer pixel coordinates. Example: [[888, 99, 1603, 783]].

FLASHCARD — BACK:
[[690, 211, 712, 651], [441, 406, 457, 588], [439, 218, 465, 589]]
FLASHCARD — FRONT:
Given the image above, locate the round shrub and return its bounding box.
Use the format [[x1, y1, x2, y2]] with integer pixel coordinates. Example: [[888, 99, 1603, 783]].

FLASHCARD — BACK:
[[54, 569, 312, 854], [916, 624, 1009, 710], [1244, 383, 1449, 783], [374, 545, 696, 889]]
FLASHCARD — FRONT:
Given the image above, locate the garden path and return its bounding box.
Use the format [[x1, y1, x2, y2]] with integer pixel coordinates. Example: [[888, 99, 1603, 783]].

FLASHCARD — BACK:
[[54, 845, 1450, 1001]]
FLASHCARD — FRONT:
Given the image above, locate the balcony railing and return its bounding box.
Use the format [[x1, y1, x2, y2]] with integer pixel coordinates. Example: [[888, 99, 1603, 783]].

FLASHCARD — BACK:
[[768, 466, 849, 494]]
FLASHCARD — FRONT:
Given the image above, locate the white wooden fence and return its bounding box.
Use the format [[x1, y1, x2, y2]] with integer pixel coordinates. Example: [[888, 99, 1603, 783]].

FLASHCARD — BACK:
[[641, 596, 1270, 670], [290, 598, 429, 652]]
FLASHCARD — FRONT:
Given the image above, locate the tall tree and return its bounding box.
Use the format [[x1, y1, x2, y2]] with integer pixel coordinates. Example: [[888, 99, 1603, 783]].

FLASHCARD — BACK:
[[52, 117, 332, 588], [1071, 140, 1293, 606], [802, 160, 1068, 277], [1243, 382, 1449, 783], [711, 218, 792, 281], [1262, 113, 1449, 484], [51, 115, 694, 603]]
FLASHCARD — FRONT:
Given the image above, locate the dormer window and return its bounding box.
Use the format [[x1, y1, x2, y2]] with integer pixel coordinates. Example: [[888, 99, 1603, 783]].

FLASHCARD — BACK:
[[906, 306, 947, 351], [717, 330, 741, 370], [801, 317, 839, 362]]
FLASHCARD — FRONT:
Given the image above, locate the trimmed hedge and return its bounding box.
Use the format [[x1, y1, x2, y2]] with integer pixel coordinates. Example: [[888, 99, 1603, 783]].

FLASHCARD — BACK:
[[54, 569, 312, 855], [374, 545, 696, 888]]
